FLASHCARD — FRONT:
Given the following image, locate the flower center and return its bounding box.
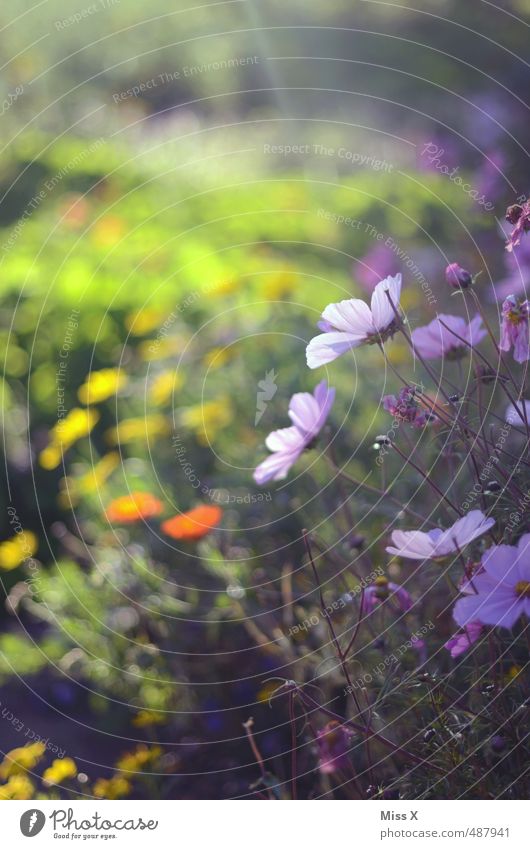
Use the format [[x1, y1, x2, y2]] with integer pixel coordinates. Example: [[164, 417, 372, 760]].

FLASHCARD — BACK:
[[515, 581, 530, 598]]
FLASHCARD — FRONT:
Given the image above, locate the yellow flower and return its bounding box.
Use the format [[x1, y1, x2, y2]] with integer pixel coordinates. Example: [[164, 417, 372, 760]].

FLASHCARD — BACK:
[[202, 347, 233, 370], [0, 743, 46, 779], [209, 277, 240, 297], [93, 775, 131, 799], [105, 415, 170, 445], [42, 758, 77, 786], [78, 368, 127, 405], [115, 745, 162, 773], [180, 398, 232, 445], [59, 452, 120, 507], [138, 335, 188, 362], [0, 531, 37, 571], [149, 371, 184, 406], [262, 269, 298, 300], [131, 710, 167, 728], [39, 408, 100, 469], [125, 307, 167, 336], [90, 215, 125, 248], [0, 774, 35, 799]]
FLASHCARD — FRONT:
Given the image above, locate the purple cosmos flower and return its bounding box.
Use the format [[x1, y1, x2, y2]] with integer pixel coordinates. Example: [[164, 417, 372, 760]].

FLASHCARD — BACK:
[[445, 263, 473, 290], [444, 621, 484, 658], [505, 201, 530, 252], [453, 535, 530, 629], [411, 314, 486, 360], [361, 576, 412, 615], [253, 380, 335, 484], [316, 721, 352, 774], [383, 386, 433, 428], [306, 274, 402, 369], [355, 244, 399, 293], [500, 295, 530, 363], [386, 510, 495, 561]]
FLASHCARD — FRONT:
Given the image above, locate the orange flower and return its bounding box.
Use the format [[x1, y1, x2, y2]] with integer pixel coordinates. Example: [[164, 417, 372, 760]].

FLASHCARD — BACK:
[[161, 505, 222, 541], [107, 492, 163, 524]]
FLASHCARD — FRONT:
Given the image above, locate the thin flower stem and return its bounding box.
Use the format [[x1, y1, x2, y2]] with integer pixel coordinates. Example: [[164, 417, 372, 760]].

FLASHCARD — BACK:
[[391, 441, 462, 516]]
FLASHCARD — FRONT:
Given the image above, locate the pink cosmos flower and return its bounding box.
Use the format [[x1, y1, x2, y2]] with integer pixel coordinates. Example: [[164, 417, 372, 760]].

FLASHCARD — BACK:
[[386, 510, 495, 561], [306, 274, 402, 368], [253, 380, 335, 484], [453, 534, 530, 629], [383, 386, 433, 428], [499, 295, 529, 363], [361, 576, 412, 615], [444, 621, 484, 658], [411, 314, 486, 360]]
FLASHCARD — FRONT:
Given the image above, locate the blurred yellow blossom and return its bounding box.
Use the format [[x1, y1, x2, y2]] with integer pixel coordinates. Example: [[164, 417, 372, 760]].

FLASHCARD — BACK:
[[209, 277, 240, 297], [78, 368, 127, 405], [202, 347, 234, 370], [261, 269, 298, 300], [0, 774, 35, 800], [42, 758, 77, 786], [105, 415, 170, 445], [115, 745, 162, 773], [0, 531, 37, 571], [180, 398, 232, 445], [90, 215, 125, 248], [125, 307, 167, 336], [132, 710, 167, 728], [39, 408, 100, 469], [58, 452, 120, 508], [149, 371, 184, 406], [93, 775, 131, 799], [138, 335, 188, 362], [0, 742, 46, 779]]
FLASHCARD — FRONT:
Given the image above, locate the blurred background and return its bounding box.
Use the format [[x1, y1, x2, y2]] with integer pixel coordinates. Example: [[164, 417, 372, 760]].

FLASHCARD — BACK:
[[0, 0, 529, 799]]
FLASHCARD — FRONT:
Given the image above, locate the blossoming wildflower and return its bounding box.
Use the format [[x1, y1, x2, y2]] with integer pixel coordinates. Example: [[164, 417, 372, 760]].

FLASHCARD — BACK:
[[505, 201, 530, 252], [93, 775, 131, 799], [115, 745, 162, 773], [132, 710, 167, 728], [316, 721, 352, 774], [453, 534, 530, 629], [386, 510, 495, 561], [445, 263, 473, 290], [306, 274, 402, 368], [0, 531, 37, 571], [105, 414, 170, 445], [149, 371, 184, 406], [77, 368, 127, 405], [254, 380, 335, 484], [161, 505, 222, 541], [0, 743, 46, 779], [411, 314, 486, 360], [499, 295, 530, 363], [444, 621, 484, 658], [180, 398, 232, 445], [0, 774, 35, 799], [382, 386, 433, 428], [107, 492, 163, 524], [42, 758, 78, 786], [39, 408, 100, 469]]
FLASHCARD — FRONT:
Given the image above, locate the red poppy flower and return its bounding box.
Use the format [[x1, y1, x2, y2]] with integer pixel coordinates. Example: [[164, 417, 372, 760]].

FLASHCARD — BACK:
[[107, 492, 163, 524], [161, 505, 222, 541]]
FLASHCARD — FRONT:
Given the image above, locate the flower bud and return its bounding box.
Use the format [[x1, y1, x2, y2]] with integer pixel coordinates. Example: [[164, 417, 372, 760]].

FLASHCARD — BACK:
[[445, 262, 472, 290]]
